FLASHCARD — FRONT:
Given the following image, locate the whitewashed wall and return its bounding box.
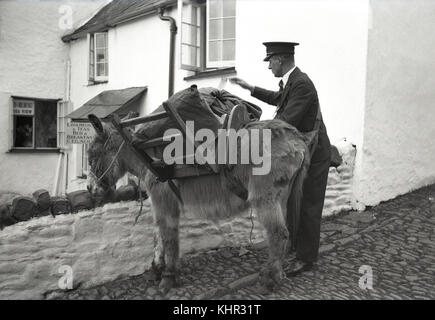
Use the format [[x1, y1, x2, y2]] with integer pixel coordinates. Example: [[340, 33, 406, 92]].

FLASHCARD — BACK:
[[354, 0, 435, 205], [0, 0, 108, 195]]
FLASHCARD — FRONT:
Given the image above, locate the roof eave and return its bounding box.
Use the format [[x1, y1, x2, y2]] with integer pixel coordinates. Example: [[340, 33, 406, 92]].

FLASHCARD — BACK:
[[61, 1, 177, 43]]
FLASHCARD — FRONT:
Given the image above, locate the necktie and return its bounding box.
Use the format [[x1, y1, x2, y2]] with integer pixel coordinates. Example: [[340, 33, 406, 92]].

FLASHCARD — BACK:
[[279, 80, 284, 91]]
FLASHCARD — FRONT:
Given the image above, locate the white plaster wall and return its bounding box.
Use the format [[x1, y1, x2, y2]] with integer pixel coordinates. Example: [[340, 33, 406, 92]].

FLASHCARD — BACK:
[[354, 0, 435, 205]]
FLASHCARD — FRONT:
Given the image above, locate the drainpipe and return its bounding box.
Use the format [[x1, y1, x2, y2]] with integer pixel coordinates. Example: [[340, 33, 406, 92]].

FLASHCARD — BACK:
[[158, 7, 178, 98]]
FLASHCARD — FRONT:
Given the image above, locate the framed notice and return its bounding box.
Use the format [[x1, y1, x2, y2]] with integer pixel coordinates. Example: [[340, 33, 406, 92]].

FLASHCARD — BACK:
[[66, 121, 96, 144]]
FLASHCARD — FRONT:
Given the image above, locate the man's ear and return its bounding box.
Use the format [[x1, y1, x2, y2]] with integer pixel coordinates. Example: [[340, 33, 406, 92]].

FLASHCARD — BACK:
[[88, 114, 104, 135]]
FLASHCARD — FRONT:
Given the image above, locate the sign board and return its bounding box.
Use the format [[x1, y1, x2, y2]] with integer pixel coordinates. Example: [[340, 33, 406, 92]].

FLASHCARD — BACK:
[[13, 100, 34, 116], [66, 121, 96, 144]]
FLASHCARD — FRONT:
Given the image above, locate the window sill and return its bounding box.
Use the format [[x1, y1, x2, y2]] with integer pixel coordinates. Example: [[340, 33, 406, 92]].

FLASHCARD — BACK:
[[87, 80, 108, 86], [8, 148, 61, 154], [183, 67, 236, 81]]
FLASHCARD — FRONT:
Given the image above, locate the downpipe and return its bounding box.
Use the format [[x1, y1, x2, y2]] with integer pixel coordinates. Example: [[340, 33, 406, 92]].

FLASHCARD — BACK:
[[158, 7, 177, 98]]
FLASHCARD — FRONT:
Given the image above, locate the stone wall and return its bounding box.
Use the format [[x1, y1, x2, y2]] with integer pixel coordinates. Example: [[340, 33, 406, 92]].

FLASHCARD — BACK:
[[0, 140, 357, 299], [324, 139, 364, 215]]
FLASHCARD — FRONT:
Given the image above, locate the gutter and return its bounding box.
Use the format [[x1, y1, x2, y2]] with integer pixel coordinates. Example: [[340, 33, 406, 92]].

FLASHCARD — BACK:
[[158, 7, 178, 98]]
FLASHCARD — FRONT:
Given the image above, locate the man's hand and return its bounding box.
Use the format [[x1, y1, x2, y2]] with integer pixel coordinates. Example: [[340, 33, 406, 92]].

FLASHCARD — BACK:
[[229, 77, 254, 93]]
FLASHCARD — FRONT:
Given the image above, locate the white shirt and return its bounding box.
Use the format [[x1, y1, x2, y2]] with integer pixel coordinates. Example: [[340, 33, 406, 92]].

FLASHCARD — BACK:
[[281, 65, 297, 88]]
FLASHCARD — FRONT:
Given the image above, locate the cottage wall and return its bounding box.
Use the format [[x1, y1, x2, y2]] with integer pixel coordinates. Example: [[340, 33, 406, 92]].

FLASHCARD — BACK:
[[354, 0, 435, 205]]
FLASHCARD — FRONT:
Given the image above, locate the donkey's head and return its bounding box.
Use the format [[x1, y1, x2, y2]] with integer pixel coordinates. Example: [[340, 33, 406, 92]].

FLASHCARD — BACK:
[[87, 114, 129, 202]]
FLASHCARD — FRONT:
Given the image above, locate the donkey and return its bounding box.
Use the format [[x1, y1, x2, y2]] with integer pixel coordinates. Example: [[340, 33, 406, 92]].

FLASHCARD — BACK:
[[87, 113, 311, 292]]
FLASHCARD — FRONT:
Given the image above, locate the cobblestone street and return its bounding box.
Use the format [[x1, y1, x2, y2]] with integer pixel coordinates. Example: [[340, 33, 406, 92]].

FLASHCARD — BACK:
[[51, 184, 435, 300]]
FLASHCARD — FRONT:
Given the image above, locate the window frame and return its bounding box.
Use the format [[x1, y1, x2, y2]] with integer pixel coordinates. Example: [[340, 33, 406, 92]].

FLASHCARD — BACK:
[[10, 97, 60, 151], [88, 32, 109, 83], [181, 0, 206, 71]]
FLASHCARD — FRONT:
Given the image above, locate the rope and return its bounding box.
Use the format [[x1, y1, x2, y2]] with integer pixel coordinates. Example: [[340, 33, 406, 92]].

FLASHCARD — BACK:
[[134, 176, 144, 225], [134, 166, 146, 225]]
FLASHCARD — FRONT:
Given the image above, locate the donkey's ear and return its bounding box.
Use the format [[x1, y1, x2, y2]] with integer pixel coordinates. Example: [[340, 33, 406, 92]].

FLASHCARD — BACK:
[[88, 114, 104, 135]]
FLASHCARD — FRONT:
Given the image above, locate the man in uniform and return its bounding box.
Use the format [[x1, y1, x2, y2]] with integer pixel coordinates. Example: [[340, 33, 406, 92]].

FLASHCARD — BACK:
[[230, 42, 331, 276]]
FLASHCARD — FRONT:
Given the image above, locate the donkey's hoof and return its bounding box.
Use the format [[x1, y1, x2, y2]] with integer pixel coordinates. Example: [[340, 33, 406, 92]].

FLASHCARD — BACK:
[[259, 269, 276, 292], [159, 275, 178, 294], [259, 262, 284, 292], [151, 260, 165, 281]]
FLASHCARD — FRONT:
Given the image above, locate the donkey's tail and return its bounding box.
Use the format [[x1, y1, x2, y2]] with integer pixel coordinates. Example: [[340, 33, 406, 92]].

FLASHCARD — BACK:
[[288, 150, 310, 252]]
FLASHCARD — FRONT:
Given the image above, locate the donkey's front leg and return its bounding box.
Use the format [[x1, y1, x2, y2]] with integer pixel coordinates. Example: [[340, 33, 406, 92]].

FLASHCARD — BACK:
[[155, 203, 180, 294], [254, 199, 289, 291]]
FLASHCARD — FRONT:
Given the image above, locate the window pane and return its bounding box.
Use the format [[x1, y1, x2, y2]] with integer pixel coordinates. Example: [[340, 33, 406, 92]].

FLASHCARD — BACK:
[[209, 0, 222, 18], [97, 63, 106, 77], [196, 6, 202, 25], [182, 3, 192, 22], [223, 0, 236, 17], [35, 100, 57, 148], [14, 116, 33, 148], [95, 33, 106, 48], [89, 34, 95, 79], [96, 48, 106, 63], [182, 23, 197, 45], [223, 39, 235, 61], [182, 44, 198, 67], [197, 27, 201, 46], [223, 17, 235, 38], [209, 40, 221, 62], [209, 19, 222, 40]]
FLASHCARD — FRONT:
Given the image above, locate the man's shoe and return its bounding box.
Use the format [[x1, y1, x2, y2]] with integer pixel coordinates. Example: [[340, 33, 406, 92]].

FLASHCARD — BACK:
[[284, 259, 314, 277]]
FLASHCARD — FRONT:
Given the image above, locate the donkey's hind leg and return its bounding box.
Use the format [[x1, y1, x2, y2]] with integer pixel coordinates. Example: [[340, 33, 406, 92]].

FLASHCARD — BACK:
[[151, 228, 165, 280]]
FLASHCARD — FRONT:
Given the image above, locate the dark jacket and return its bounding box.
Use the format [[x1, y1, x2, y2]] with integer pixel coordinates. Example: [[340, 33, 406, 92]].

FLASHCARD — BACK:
[[251, 67, 331, 162]]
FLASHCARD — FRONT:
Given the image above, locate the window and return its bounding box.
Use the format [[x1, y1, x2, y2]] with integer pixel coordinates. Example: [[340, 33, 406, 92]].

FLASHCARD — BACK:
[[181, 2, 203, 70], [11, 98, 58, 150], [181, 0, 236, 71], [88, 32, 108, 82], [207, 0, 236, 67]]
